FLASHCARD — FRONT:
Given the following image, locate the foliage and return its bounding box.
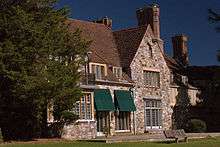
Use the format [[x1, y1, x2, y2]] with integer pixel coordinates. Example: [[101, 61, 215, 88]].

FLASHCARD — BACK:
[[172, 86, 191, 130], [0, 0, 89, 140], [46, 122, 64, 138], [208, 9, 220, 61], [185, 119, 207, 133], [60, 110, 79, 124], [209, 9, 220, 32], [0, 128, 3, 142]]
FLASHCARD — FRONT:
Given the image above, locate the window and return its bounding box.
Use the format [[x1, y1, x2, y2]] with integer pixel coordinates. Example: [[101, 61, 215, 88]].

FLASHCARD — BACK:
[[143, 71, 160, 87], [145, 99, 162, 129], [170, 72, 174, 84], [115, 112, 130, 131], [90, 63, 106, 80], [148, 43, 153, 58], [113, 67, 122, 78], [75, 93, 92, 120], [96, 111, 109, 133], [181, 76, 188, 85]]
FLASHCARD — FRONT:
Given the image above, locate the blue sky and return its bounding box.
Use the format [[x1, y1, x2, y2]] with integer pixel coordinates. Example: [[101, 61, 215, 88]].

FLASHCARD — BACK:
[[57, 0, 220, 66]]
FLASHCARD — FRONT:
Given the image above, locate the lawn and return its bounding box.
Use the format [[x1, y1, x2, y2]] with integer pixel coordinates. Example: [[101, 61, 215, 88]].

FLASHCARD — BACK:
[[1, 137, 220, 147]]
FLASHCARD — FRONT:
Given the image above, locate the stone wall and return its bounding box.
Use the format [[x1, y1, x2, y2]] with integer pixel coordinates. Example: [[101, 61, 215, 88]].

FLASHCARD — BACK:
[[62, 84, 134, 139], [62, 120, 96, 140], [130, 32, 173, 133]]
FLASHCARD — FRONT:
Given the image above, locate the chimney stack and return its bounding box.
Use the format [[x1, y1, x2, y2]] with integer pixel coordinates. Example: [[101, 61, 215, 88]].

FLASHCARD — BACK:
[[172, 35, 189, 66], [94, 16, 112, 28], [136, 3, 160, 39]]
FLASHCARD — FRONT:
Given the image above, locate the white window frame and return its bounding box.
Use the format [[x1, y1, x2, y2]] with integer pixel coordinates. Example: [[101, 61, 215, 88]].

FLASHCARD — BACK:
[[143, 70, 160, 87], [144, 99, 162, 130], [113, 66, 122, 78], [74, 92, 94, 120], [89, 63, 107, 80], [181, 76, 188, 85]]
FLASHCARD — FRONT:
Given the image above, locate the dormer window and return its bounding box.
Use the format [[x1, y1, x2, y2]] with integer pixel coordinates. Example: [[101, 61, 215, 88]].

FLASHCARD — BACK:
[[181, 76, 188, 85], [113, 67, 122, 78], [90, 63, 107, 80]]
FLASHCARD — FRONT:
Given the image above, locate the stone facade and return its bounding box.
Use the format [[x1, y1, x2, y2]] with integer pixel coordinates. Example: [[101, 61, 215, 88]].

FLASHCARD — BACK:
[[62, 120, 96, 140], [130, 30, 173, 133], [62, 84, 135, 140]]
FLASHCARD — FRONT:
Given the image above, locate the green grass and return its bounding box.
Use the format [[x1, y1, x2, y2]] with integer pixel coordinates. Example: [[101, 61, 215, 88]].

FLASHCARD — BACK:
[[1, 137, 220, 147]]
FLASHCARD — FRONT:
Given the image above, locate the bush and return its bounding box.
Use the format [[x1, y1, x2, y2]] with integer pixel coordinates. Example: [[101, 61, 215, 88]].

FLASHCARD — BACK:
[[0, 128, 3, 142], [60, 110, 78, 124], [46, 122, 64, 138], [185, 119, 207, 133]]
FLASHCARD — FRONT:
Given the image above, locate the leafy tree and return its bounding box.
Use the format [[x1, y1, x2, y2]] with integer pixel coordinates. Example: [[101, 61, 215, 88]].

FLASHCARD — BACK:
[[0, 0, 89, 140], [208, 9, 220, 61]]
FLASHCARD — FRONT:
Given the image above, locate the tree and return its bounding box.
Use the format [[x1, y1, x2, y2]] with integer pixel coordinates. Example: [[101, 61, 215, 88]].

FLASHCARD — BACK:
[[0, 0, 89, 140], [208, 9, 220, 61]]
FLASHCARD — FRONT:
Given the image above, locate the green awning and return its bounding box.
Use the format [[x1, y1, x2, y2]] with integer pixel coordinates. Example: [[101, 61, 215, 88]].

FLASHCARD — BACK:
[[114, 90, 136, 112], [94, 89, 115, 111]]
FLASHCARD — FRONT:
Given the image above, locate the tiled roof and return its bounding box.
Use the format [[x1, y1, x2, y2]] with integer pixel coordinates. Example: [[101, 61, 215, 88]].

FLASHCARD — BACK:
[[67, 19, 121, 67], [68, 19, 188, 84], [113, 25, 185, 73], [113, 26, 148, 68], [67, 19, 133, 85], [164, 54, 185, 73]]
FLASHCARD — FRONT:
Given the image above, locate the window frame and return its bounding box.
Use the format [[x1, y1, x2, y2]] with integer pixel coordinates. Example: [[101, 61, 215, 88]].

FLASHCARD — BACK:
[[143, 70, 160, 88], [113, 66, 122, 78], [144, 99, 162, 129], [74, 92, 94, 120], [115, 111, 131, 132], [89, 63, 107, 80]]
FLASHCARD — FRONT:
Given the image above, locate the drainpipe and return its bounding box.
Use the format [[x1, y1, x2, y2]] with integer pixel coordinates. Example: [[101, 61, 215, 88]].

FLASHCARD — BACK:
[[85, 51, 92, 85], [133, 111, 136, 134]]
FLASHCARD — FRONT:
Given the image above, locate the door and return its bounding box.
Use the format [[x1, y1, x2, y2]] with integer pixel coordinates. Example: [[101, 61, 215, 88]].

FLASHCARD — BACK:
[[96, 111, 110, 136]]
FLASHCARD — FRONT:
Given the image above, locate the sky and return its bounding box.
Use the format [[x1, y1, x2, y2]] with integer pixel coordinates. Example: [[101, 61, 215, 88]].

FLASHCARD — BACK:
[[57, 0, 220, 66]]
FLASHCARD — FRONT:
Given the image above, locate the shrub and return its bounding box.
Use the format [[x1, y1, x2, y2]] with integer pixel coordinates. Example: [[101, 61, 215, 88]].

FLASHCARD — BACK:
[[185, 119, 207, 133], [47, 122, 64, 138], [60, 110, 78, 124], [0, 128, 3, 142]]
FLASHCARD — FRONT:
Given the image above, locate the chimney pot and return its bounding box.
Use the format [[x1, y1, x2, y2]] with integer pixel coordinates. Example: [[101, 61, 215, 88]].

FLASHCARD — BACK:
[[136, 3, 160, 39], [93, 16, 112, 28]]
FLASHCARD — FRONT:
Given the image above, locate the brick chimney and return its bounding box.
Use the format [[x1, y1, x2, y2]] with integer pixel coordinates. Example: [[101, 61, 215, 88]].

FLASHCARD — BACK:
[[94, 16, 112, 28], [172, 35, 189, 66], [136, 3, 160, 39]]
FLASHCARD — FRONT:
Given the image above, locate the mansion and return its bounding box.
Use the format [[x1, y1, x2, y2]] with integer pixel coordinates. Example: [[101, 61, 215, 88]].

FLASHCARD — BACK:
[[49, 3, 202, 139]]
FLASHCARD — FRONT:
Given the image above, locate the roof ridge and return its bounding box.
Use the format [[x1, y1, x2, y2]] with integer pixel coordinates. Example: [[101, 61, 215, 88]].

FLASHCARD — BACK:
[[68, 18, 110, 28], [113, 25, 148, 33]]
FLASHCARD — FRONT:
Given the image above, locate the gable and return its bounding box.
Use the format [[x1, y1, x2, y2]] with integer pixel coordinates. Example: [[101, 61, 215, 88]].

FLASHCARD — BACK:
[[130, 26, 158, 64], [113, 25, 148, 68]]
